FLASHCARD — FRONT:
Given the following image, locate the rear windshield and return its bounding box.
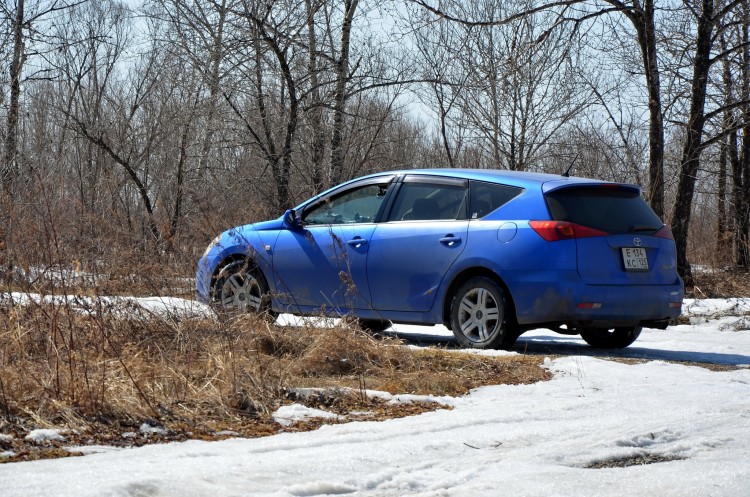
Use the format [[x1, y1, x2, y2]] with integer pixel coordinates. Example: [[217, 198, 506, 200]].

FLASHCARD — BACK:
[[545, 187, 664, 234]]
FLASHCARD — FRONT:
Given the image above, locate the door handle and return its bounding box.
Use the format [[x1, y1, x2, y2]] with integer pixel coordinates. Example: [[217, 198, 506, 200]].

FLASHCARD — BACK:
[[439, 235, 462, 246], [347, 237, 368, 248]]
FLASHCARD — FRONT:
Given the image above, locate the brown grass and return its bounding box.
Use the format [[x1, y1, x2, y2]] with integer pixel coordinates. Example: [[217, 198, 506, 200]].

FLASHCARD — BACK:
[[689, 268, 750, 299], [0, 302, 549, 463]]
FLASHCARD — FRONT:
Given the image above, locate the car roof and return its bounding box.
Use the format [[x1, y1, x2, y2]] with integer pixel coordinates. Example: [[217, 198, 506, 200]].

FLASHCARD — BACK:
[[370, 168, 634, 192]]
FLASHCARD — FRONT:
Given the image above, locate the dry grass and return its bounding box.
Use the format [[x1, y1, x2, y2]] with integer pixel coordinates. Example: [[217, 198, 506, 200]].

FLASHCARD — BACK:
[[0, 302, 549, 463], [689, 268, 750, 299]]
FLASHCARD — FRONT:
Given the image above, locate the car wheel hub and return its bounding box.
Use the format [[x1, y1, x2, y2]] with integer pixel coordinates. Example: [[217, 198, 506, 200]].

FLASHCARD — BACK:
[[458, 288, 501, 342], [221, 274, 262, 311]]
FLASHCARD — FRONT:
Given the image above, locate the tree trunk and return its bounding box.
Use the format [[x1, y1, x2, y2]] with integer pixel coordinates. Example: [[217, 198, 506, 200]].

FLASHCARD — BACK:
[[670, 0, 715, 286], [329, 0, 358, 186], [197, 0, 226, 179], [730, 123, 743, 266], [738, 4, 750, 269], [250, 16, 297, 210], [629, 0, 665, 217], [436, 86, 456, 168], [1, 0, 25, 274], [3, 0, 25, 194], [717, 33, 732, 261], [305, 0, 326, 194]]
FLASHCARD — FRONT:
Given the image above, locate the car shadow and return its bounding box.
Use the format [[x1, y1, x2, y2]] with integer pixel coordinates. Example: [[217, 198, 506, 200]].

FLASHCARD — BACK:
[[384, 328, 750, 367], [513, 335, 750, 366]]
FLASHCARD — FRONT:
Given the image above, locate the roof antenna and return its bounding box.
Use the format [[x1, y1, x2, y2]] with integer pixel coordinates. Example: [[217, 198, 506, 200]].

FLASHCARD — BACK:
[[562, 154, 578, 177]]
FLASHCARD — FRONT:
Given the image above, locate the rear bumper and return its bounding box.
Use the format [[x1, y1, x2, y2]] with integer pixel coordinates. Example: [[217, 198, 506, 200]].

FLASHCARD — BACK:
[[509, 272, 683, 327]]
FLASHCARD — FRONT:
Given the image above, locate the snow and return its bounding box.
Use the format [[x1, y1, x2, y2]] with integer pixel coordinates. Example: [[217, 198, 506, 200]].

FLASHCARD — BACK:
[[1, 292, 215, 320], [139, 424, 168, 437], [291, 387, 458, 407], [23, 430, 65, 444], [1, 296, 750, 496], [273, 403, 343, 427]]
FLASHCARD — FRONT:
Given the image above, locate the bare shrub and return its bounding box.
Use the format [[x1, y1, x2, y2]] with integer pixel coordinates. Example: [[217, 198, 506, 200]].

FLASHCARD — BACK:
[[0, 296, 548, 462]]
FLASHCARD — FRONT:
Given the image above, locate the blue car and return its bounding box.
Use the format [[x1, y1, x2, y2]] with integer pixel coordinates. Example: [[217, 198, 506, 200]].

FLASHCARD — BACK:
[[196, 169, 683, 349]]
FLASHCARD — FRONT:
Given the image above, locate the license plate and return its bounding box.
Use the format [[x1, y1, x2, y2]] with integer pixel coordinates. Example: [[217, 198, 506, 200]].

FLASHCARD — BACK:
[[622, 247, 648, 271]]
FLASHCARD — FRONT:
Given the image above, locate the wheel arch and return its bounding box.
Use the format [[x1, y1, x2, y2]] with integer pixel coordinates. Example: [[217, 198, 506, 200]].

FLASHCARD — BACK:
[[441, 267, 517, 327]]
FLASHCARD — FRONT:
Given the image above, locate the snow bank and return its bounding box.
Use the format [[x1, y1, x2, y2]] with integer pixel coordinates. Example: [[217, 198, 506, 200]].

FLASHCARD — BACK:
[[2, 355, 749, 497]]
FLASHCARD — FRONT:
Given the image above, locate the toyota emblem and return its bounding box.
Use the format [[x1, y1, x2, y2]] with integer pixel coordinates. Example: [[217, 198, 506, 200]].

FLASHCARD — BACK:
[[633, 237, 642, 247]]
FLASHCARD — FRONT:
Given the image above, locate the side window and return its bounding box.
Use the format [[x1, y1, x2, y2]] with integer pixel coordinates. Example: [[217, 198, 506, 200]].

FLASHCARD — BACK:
[[469, 181, 523, 219], [303, 183, 389, 225], [388, 182, 468, 221]]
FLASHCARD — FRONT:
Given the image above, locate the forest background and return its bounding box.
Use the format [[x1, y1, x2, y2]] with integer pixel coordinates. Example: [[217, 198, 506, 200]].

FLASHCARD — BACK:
[[2, 0, 750, 291]]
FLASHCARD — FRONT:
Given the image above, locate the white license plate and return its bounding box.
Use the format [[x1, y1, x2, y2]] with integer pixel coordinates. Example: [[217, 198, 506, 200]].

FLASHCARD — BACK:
[[622, 247, 648, 271]]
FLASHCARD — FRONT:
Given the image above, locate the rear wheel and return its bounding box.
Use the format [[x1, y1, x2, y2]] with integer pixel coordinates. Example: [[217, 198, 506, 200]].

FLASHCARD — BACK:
[[580, 326, 642, 349], [213, 260, 274, 317], [450, 277, 517, 350]]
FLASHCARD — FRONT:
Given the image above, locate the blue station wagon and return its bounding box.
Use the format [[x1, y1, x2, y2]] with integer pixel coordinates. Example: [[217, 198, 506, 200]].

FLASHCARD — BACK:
[[196, 169, 683, 349]]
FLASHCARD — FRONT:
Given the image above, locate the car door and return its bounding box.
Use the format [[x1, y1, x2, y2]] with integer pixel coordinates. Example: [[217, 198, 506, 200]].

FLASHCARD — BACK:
[[366, 175, 469, 312], [272, 177, 393, 313]]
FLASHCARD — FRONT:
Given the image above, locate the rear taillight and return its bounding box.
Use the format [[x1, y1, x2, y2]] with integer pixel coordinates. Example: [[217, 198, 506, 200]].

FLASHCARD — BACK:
[[653, 225, 674, 240], [529, 221, 609, 242]]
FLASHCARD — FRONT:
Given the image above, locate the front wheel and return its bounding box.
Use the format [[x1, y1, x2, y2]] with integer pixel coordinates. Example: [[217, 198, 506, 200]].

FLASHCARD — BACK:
[[450, 276, 517, 350], [213, 260, 274, 317], [579, 326, 642, 349]]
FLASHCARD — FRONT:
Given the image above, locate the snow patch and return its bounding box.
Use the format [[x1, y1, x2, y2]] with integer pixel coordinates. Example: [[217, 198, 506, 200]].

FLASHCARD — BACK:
[[2, 292, 215, 321], [139, 424, 167, 436], [273, 404, 342, 427], [24, 429, 65, 443]]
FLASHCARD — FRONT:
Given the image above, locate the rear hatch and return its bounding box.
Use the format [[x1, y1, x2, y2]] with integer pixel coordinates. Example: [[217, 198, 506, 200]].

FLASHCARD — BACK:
[[543, 184, 679, 285]]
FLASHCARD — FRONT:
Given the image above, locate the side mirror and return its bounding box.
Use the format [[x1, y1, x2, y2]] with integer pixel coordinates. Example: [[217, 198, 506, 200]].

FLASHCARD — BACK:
[[283, 209, 302, 230]]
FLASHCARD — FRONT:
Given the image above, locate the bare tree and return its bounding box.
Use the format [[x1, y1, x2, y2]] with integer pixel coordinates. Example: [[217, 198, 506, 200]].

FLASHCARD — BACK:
[[406, 0, 673, 213], [0, 0, 87, 274], [737, 2, 750, 268], [148, 0, 233, 192], [669, 0, 749, 284], [327, 0, 358, 185], [304, 0, 327, 193]]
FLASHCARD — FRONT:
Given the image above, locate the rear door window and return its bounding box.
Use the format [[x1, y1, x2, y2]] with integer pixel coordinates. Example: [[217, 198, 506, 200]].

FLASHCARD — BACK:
[[388, 176, 468, 221], [545, 187, 663, 234], [469, 180, 523, 219]]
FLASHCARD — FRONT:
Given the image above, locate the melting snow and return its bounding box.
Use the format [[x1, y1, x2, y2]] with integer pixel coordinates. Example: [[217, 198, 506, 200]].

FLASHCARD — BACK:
[[1, 294, 750, 496]]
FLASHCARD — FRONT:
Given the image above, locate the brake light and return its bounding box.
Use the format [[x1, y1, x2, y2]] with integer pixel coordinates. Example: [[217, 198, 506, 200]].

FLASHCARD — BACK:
[[577, 302, 602, 309], [529, 221, 609, 241], [653, 225, 674, 240]]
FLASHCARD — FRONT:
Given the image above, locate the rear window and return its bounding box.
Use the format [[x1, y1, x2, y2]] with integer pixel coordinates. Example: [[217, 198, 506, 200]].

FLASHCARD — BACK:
[[545, 187, 664, 234]]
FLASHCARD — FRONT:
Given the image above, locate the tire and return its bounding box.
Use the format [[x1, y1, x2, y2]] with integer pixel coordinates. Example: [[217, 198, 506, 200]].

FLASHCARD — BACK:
[[358, 319, 392, 333], [580, 326, 642, 349], [213, 260, 274, 317], [450, 276, 517, 350]]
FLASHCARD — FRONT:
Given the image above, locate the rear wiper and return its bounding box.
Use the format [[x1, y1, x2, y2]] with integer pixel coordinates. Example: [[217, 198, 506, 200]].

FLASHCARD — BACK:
[[629, 225, 659, 233]]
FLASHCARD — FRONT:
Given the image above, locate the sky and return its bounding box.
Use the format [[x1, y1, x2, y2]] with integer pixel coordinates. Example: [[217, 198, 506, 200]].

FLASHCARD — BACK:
[[1, 297, 749, 496]]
